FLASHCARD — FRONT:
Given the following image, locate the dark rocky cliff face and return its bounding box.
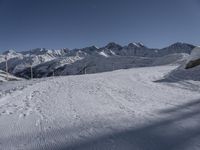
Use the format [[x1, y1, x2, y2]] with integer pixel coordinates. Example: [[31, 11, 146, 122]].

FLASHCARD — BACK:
[[185, 58, 200, 69]]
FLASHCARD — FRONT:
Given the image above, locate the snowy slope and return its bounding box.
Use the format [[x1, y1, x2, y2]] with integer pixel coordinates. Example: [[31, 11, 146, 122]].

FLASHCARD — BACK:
[[185, 46, 200, 69], [16, 55, 155, 78], [0, 70, 21, 82], [16, 52, 189, 78], [0, 48, 69, 74], [188, 46, 200, 61], [161, 47, 200, 81], [0, 65, 200, 150]]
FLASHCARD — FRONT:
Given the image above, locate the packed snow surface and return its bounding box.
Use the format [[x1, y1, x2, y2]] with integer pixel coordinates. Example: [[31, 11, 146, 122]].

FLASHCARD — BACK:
[[0, 65, 200, 150]]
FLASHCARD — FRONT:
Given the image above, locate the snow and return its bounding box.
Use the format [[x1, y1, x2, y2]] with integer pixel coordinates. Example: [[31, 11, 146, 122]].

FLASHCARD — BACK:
[[0, 70, 21, 82], [152, 53, 189, 66], [0, 65, 200, 150], [188, 46, 200, 61], [110, 50, 116, 55], [162, 47, 200, 81], [99, 51, 109, 57], [0, 42, 195, 78], [0, 48, 67, 74], [132, 42, 144, 47]]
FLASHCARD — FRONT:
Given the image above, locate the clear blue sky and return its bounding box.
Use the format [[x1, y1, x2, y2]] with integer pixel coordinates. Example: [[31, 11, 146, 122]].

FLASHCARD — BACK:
[[0, 0, 200, 51]]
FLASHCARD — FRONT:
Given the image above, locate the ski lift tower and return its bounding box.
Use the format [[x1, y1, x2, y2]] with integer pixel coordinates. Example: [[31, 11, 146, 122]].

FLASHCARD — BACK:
[[29, 53, 33, 79], [5, 55, 9, 81], [30, 63, 33, 79]]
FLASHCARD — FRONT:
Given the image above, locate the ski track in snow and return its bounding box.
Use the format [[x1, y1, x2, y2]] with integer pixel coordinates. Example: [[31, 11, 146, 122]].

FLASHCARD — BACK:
[[0, 65, 200, 150]]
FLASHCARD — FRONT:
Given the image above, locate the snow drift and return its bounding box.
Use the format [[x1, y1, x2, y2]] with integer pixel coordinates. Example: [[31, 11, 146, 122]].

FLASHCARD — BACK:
[[160, 46, 200, 81], [185, 46, 200, 69]]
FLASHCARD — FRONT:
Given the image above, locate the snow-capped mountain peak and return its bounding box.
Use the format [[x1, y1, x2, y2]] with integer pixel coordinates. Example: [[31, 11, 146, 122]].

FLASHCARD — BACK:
[[2, 49, 18, 55], [127, 42, 146, 48], [0, 42, 196, 78]]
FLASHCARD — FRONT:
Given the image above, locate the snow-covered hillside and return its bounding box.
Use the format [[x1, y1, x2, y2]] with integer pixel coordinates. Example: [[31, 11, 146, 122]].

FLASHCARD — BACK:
[[0, 42, 194, 78], [188, 46, 200, 61], [160, 46, 200, 81], [0, 70, 21, 82], [0, 65, 200, 150], [186, 46, 200, 69], [0, 48, 69, 74]]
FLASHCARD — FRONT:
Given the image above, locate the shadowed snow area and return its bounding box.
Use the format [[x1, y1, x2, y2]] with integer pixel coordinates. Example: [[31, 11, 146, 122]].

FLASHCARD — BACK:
[[0, 65, 200, 150], [156, 46, 200, 83]]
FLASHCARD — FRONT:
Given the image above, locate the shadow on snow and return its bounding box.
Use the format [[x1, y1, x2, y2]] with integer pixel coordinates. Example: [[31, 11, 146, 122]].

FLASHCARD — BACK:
[[1, 99, 200, 150]]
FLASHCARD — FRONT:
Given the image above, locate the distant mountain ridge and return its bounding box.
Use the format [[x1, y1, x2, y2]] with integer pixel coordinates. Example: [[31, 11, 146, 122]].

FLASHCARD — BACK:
[[0, 42, 196, 78]]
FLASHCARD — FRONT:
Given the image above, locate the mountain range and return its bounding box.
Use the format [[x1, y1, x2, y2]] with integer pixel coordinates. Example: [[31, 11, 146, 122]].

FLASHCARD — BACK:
[[0, 42, 195, 79]]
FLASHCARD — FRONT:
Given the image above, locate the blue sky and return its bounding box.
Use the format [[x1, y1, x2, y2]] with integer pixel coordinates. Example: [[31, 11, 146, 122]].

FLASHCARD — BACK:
[[0, 0, 200, 51]]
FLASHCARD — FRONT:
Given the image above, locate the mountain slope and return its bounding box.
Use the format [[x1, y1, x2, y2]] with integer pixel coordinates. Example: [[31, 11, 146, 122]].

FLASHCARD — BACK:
[[0, 48, 69, 74], [0, 70, 21, 82], [185, 46, 200, 69], [0, 42, 195, 78], [157, 46, 200, 82]]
